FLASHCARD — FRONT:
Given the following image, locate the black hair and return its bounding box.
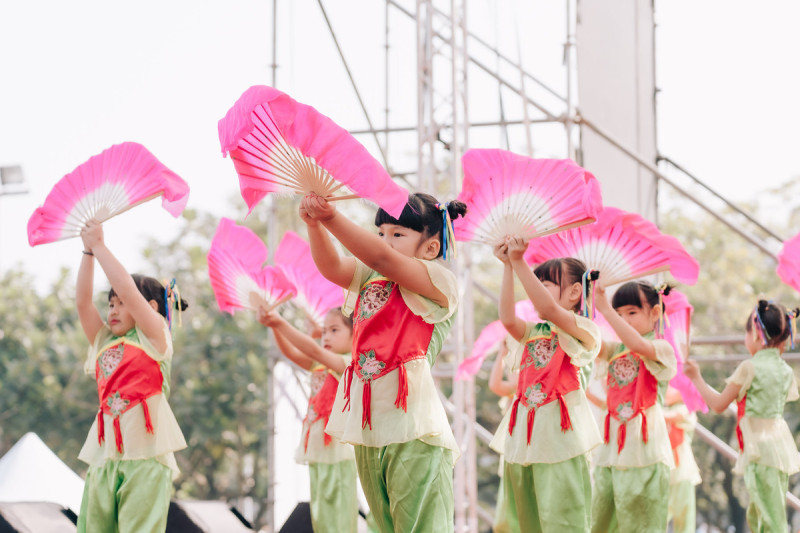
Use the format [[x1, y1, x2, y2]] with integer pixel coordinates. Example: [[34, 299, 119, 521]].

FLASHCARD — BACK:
[[611, 281, 672, 312], [108, 274, 189, 319], [745, 300, 799, 348], [533, 257, 590, 312], [374, 193, 468, 258], [327, 306, 353, 332]]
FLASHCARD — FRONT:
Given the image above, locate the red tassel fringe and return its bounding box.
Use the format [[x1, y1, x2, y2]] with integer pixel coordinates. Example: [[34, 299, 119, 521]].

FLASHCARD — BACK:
[[617, 423, 627, 454], [526, 408, 536, 445], [97, 411, 105, 445], [395, 364, 408, 412], [508, 397, 521, 436], [342, 364, 354, 412], [361, 380, 372, 430], [736, 425, 744, 452], [641, 412, 648, 444], [603, 412, 610, 444], [113, 417, 124, 453], [558, 394, 572, 432], [142, 398, 154, 434]]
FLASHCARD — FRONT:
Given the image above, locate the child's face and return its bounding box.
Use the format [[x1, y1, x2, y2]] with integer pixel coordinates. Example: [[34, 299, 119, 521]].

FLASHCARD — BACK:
[[377, 223, 438, 260], [615, 303, 659, 336], [541, 279, 581, 312], [744, 316, 763, 355], [107, 295, 136, 336], [322, 311, 352, 354]]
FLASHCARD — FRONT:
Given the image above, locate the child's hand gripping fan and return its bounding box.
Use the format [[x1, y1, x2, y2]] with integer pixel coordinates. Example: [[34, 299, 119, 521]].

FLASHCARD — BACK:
[[207, 218, 296, 314], [456, 300, 539, 380], [453, 149, 603, 246], [663, 290, 707, 413], [274, 231, 344, 329], [218, 85, 408, 217], [27, 142, 190, 246], [777, 231, 800, 293], [524, 207, 700, 288]]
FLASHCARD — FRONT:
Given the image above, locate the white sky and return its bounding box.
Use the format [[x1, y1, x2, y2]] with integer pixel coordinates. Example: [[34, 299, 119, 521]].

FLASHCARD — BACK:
[[1, 0, 799, 292]]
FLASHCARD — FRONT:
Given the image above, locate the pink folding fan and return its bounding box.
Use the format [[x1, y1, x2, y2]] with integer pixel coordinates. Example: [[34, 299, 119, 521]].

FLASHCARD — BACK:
[[456, 300, 539, 380], [207, 218, 296, 314], [777, 231, 800, 293], [454, 149, 603, 246], [27, 142, 189, 246], [524, 207, 699, 286], [663, 290, 707, 412], [218, 85, 408, 217], [275, 231, 344, 328]]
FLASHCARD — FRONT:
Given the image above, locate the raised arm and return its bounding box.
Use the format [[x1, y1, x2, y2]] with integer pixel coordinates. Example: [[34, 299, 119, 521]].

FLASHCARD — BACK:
[[506, 236, 595, 349], [594, 283, 656, 360], [683, 360, 741, 414], [302, 194, 447, 306], [76, 248, 104, 343], [495, 242, 525, 341], [489, 347, 518, 397], [258, 310, 346, 374], [302, 203, 356, 289], [81, 221, 167, 352]]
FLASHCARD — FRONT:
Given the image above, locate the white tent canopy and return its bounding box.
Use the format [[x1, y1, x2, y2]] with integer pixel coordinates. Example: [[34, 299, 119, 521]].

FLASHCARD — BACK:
[[0, 432, 84, 512]]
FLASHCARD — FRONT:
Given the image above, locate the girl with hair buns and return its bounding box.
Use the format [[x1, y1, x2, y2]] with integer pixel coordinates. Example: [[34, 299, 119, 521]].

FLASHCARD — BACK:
[[591, 280, 677, 533], [299, 192, 467, 533], [685, 300, 800, 533], [490, 238, 603, 533], [75, 220, 188, 533]]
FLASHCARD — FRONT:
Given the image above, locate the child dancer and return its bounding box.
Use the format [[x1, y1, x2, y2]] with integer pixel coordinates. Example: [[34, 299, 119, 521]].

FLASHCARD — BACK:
[[490, 236, 602, 532], [685, 300, 800, 532], [258, 307, 359, 533], [488, 337, 519, 533], [591, 281, 677, 533], [75, 220, 187, 533], [299, 192, 466, 533], [663, 386, 701, 533]]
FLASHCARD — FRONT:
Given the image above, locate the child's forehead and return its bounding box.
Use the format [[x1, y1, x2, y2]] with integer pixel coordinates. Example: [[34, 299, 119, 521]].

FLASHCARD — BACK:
[[378, 222, 420, 234], [323, 312, 346, 327], [615, 304, 643, 312]]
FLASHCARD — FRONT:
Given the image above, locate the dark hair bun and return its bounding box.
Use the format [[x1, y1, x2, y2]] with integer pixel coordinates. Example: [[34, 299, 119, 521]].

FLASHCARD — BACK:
[[177, 298, 189, 312], [446, 200, 468, 220], [758, 299, 770, 312], [662, 285, 673, 297], [588, 270, 600, 281]]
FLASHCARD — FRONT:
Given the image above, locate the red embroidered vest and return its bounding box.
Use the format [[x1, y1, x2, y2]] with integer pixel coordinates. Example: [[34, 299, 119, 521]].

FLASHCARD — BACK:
[[343, 276, 435, 429], [604, 348, 659, 453], [508, 325, 580, 445], [95, 336, 164, 453], [304, 365, 339, 451]]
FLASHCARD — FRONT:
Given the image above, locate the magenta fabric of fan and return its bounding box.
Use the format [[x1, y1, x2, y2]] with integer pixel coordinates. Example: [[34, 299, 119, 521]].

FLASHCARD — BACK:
[[207, 218, 296, 314], [523, 207, 700, 286], [777, 231, 800, 293], [662, 290, 707, 413], [454, 149, 603, 244], [274, 231, 344, 328], [218, 85, 408, 217], [27, 142, 189, 246]]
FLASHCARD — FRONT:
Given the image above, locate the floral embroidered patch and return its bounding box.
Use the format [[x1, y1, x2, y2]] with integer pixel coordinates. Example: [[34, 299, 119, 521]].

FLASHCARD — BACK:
[[616, 401, 635, 422], [310, 371, 326, 396], [357, 350, 385, 382], [523, 382, 548, 408], [357, 281, 394, 321], [609, 354, 639, 388], [525, 337, 557, 369], [98, 345, 124, 378], [106, 391, 130, 416]]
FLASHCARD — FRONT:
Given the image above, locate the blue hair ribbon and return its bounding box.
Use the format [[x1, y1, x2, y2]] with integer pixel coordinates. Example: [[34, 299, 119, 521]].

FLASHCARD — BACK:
[[436, 202, 457, 260]]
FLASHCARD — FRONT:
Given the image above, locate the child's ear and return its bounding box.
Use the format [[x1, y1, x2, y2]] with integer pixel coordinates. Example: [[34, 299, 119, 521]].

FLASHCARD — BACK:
[[567, 281, 583, 305], [420, 236, 441, 260], [148, 299, 159, 312]]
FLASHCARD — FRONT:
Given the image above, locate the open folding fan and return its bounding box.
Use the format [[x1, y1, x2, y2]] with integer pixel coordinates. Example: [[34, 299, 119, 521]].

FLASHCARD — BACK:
[[275, 231, 344, 328], [777, 231, 800, 293], [27, 142, 189, 246], [663, 290, 707, 412], [453, 149, 603, 245], [523, 207, 699, 286], [218, 85, 408, 217], [456, 300, 539, 380], [207, 218, 296, 314]]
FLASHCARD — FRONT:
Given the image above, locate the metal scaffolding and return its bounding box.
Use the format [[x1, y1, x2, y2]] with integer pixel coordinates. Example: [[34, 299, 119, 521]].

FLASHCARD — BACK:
[[262, 1, 785, 531]]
